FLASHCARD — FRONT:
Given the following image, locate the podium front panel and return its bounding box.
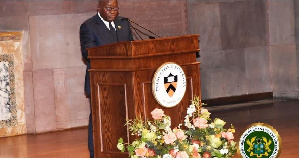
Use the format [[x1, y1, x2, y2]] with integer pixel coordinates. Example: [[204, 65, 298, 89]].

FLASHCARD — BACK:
[[90, 71, 134, 158]]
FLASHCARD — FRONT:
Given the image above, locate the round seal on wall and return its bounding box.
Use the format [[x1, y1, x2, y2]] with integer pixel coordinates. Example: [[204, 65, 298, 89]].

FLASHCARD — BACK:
[[152, 62, 186, 108], [238, 123, 282, 158]]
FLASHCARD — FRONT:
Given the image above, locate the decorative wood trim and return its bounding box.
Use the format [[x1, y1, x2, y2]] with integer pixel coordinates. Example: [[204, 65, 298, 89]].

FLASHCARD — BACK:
[[202, 92, 273, 106], [0, 32, 22, 41], [88, 49, 200, 59], [89, 62, 201, 72]]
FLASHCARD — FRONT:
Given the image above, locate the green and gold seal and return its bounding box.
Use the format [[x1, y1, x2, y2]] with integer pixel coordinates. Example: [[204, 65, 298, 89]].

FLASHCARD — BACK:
[[238, 123, 281, 158]]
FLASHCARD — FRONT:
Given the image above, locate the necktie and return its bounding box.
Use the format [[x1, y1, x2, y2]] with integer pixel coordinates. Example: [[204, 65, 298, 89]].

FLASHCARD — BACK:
[[109, 22, 118, 42]]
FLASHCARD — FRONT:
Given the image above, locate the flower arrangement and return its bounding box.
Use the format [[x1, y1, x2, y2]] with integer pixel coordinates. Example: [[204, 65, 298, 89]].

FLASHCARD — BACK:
[[117, 96, 237, 158]]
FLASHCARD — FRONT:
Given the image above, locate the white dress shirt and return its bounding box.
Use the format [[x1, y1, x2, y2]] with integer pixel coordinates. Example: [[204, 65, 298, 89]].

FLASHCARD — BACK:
[[98, 12, 116, 31]]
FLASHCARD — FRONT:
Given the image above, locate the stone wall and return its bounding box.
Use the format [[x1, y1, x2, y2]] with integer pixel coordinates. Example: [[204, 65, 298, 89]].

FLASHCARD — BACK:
[[268, 0, 298, 98], [188, 0, 272, 99], [188, 0, 298, 99]]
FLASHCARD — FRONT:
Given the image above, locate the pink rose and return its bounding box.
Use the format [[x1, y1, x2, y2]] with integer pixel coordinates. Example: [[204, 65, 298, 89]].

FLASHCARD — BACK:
[[193, 117, 208, 129], [176, 151, 189, 158], [191, 147, 201, 158], [147, 148, 156, 157], [192, 152, 201, 158], [222, 131, 234, 141], [175, 129, 186, 140], [163, 132, 177, 144], [135, 147, 147, 157], [150, 108, 165, 120], [203, 152, 211, 158], [169, 149, 177, 157]]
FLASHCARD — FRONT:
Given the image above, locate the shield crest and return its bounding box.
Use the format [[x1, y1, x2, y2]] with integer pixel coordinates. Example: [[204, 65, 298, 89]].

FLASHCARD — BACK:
[[164, 73, 177, 97]]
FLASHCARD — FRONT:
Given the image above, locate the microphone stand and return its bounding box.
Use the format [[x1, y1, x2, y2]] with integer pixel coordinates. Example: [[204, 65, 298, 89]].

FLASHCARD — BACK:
[[122, 18, 162, 40], [128, 22, 144, 40]]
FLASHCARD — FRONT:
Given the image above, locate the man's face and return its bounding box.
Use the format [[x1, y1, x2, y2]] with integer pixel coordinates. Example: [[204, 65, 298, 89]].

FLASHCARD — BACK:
[[98, 0, 119, 22]]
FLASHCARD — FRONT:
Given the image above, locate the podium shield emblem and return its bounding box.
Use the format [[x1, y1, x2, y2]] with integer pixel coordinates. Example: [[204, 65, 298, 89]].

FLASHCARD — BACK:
[[164, 73, 177, 97]]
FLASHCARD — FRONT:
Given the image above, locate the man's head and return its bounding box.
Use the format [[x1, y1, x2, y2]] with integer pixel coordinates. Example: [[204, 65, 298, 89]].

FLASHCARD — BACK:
[[98, 0, 119, 22]]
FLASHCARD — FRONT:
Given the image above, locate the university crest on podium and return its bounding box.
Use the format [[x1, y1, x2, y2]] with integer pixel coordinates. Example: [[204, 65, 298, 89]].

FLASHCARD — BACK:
[[164, 73, 177, 97], [152, 62, 186, 108], [238, 123, 282, 158]]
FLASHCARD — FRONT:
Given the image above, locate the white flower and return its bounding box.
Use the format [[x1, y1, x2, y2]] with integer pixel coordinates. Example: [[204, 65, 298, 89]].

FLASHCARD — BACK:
[[174, 148, 179, 153], [163, 116, 171, 128], [184, 116, 191, 125], [117, 143, 124, 150], [209, 123, 215, 128], [187, 104, 196, 115], [187, 123, 195, 129], [184, 117, 190, 127], [178, 123, 182, 128], [224, 142, 228, 148], [189, 104, 196, 109], [220, 148, 229, 154], [165, 126, 172, 132], [163, 154, 173, 158], [131, 155, 138, 158], [230, 141, 236, 147], [174, 146, 179, 150], [138, 142, 146, 148], [184, 117, 195, 129], [150, 125, 157, 132], [157, 135, 161, 139], [193, 143, 200, 150], [132, 141, 139, 147]]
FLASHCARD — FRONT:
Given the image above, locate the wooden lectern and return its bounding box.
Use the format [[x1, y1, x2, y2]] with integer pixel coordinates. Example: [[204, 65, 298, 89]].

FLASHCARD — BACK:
[[87, 35, 201, 158]]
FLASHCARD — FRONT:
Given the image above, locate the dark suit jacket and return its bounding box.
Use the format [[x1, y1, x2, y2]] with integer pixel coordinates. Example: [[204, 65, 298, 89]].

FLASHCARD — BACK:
[[80, 14, 133, 95]]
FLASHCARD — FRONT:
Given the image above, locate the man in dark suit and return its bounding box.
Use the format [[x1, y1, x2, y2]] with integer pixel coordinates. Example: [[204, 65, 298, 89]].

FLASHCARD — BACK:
[[79, 0, 133, 157]]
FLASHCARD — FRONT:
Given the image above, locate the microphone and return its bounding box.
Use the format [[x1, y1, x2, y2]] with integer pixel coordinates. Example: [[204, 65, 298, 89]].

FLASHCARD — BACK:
[[121, 17, 199, 58], [121, 17, 162, 40]]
